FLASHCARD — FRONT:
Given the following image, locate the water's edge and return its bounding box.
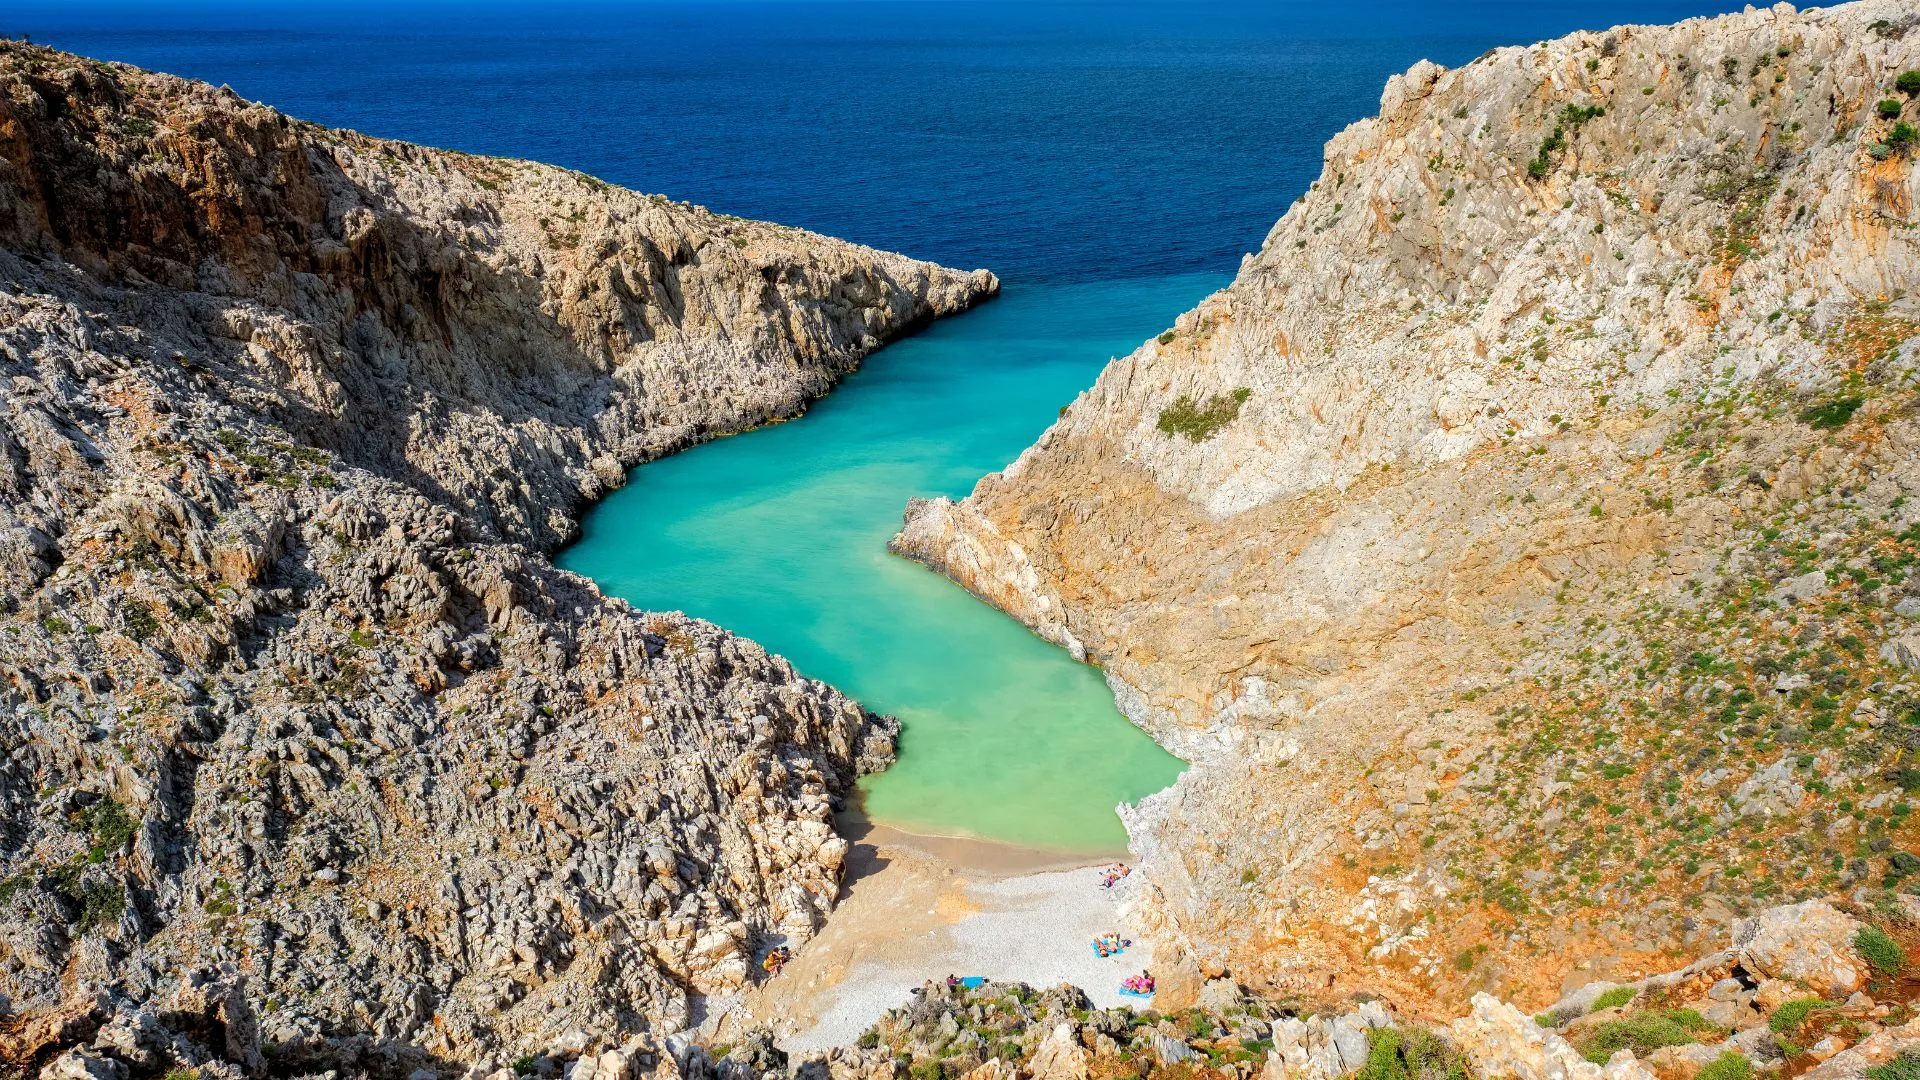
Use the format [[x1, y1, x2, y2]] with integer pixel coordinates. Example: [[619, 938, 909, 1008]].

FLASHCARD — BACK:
[[561, 276, 1213, 854]]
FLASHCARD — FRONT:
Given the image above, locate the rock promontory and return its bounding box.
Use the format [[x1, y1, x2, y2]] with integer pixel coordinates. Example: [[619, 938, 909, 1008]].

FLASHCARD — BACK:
[[0, 40, 993, 1073]]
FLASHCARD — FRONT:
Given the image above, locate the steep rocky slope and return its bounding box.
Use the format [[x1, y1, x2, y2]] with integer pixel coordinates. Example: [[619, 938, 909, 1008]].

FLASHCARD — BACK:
[[896, 0, 1920, 1017], [0, 41, 994, 1074]]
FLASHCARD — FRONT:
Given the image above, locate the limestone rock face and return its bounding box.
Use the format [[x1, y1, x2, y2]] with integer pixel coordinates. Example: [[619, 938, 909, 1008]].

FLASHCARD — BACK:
[[0, 41, 992, 1071], [1732, 900, 1866, 996], [1029, 1023, 1092, 1080], [1450, 995, 1655, 1080], [893, 0, 1920, 1009]]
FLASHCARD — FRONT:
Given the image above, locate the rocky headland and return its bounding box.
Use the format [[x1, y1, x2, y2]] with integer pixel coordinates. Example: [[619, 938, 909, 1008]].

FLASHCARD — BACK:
[[0, 39, 994, 1077], [895, 0, 1920, 1030]]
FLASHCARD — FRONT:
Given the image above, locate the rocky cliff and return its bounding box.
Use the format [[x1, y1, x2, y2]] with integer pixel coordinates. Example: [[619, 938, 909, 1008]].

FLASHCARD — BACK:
[[896, 0, 1920, 1017], [0, 41, 994, 1075]]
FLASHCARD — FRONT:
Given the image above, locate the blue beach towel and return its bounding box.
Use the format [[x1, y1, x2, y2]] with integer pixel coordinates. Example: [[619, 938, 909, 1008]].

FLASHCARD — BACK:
[[960, 976, 987, 989], [1091, 942, 1127, 958], [1118, 987, 1154, 998]]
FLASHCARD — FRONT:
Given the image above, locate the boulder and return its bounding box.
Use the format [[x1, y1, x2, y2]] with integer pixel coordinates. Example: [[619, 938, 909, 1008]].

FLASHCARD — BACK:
[[1028, 1024, 1091, 1080], [1801, 1017, 1920, 1080], [1881, 634, 1920, 670], [1731, 901, 1866, 997], [1449, 994, 1656, 1080], [1151, 1034, 1196, 1067]]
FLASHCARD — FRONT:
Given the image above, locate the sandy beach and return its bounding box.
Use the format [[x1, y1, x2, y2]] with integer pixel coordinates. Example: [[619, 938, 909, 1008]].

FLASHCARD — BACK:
[[705, 814, 1155, 1051]]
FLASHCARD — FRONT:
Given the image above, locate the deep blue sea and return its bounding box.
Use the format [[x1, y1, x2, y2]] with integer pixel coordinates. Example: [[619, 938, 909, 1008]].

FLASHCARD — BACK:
[[28, 0, 1753, 850], [29, 0, 1748, 283]]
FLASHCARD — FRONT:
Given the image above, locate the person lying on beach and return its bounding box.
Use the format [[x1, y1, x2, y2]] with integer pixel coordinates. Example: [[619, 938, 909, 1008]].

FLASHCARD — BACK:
[[762, 946, 790, 975]]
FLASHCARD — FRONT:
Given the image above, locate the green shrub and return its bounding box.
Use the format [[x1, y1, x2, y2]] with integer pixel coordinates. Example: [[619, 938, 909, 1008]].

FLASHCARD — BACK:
[[123, 604, 160, 643], [84, 800, 138, 863], [510, 1056, 537, 1076], [1696, 1052, 1752, 1080], [1577, 1010, 1712, 1064], [44, 862, 123, 934], [1867, 1051, 1920, 1080], [1156, 388, 1252, 443], [1855, 925, 1907, 974], [1898, 71, 1920, 96], [1558, 103, 1606, 127], [1768, 998, 1834, 1033], [857, 1032, 881, 1050], [1890, 122, 1919, 151], [1591, 987, 1637, 1012], [161, 1069, 202, 1080], [75, 879, 125, 933], [1880, 99, 1906, 120], [1354, 1026, 1468, 1080], [1157, 331, 1175, 345], [1800, 396, 1863, 430]]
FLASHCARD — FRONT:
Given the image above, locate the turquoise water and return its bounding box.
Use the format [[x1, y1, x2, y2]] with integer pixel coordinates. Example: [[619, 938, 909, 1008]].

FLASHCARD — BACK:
[[559, 277, 1216, 853]]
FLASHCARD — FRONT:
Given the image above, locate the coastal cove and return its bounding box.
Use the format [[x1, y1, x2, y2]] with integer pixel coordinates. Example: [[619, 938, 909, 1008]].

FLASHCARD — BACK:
[[29, 0, 1761, 859], [6, 0, 1865, 1068], [559, 277, 1212, 854]]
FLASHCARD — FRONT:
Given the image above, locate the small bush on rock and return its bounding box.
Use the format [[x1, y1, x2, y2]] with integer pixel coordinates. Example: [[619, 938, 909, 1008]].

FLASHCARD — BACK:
[[1577, 1009, 1713, 1063], [1800, 395, 1863, 430], [84, 799, 138, 863], [1697, 1052, 1753, 1080], [1855, 925, 1907, 974], [1355, 1026, 1468, 1080], [1768, 998, 1834, 1033], [1591, 987, 1637, 1011], [1898, 71, 1920, 96], [1157, 388, 1252, 442], [1881, 99, 1906, 119]]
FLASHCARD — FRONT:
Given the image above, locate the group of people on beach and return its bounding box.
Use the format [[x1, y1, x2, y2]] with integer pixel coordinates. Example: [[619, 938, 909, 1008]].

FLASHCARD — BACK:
[[1098, 863, 1131, 889], [1121, 972, 1155, 995], [1091, 931, 1130, 957]]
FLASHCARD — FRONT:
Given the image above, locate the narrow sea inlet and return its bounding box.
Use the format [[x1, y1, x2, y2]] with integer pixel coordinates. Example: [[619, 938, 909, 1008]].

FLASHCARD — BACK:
[[561, 275, 1215, 853]]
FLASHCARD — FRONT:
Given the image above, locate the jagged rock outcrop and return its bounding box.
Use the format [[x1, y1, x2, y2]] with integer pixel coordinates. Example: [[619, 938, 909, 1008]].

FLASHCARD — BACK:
[[895, 0, 1920, 1013], [0, 40, 995, 1073]]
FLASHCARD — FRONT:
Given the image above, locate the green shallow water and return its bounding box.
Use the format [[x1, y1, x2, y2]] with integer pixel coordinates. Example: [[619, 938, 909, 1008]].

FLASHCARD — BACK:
[[559, 275, 1217, 854]]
